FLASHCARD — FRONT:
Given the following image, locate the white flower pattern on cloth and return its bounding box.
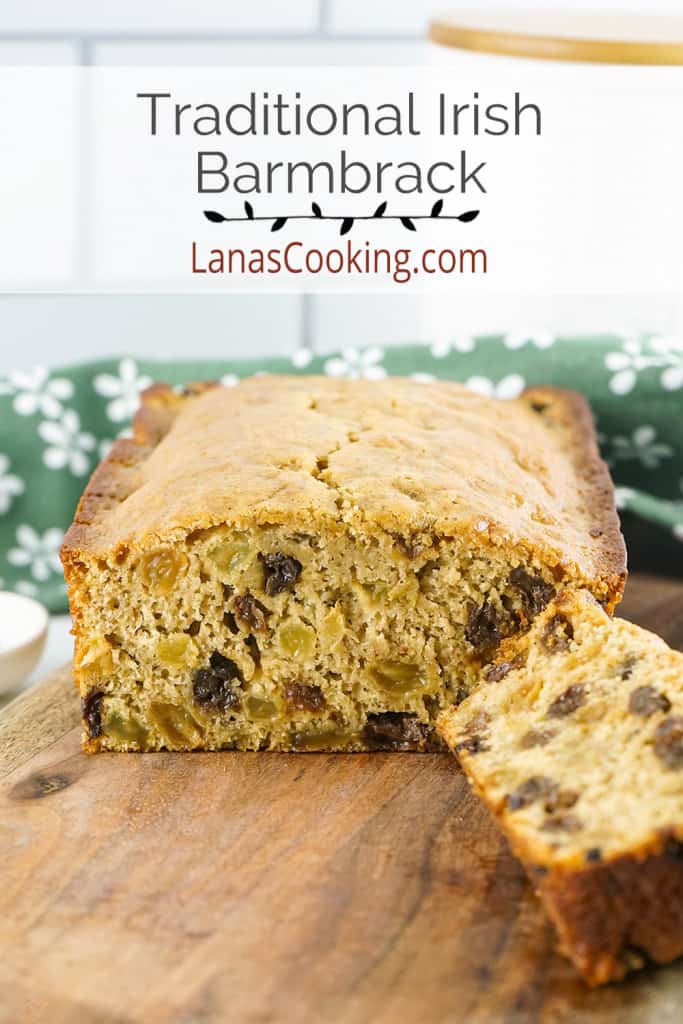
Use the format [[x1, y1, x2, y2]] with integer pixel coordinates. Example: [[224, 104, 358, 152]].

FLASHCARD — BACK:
[[15, 579, 39, 597], [94, 358, 153, 423], [39, 410, 96, 476], [430, 334, 476, 358], [98, 440, 114, 461], [0, 453, 25, 515], [612, 481, 683, 543], [605, 336, 683, 395], [0, 366, 73, 419], [410, 372, 436, 383], [324, 347, 387, 380], [290, 348, 314, 369], [219, 373, 240, 387], [503, 329, 555, 350], [603, 425, 673, 470], [672, 479, 683, 542], [8, 525, 64, 582], [614, 486, 637, 510], [465, 374, 526, 400], [0, 574, 38, 597]]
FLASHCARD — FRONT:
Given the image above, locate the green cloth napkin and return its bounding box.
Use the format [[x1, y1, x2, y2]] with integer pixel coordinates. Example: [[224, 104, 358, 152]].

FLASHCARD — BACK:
[[1, 334, 681, 612]]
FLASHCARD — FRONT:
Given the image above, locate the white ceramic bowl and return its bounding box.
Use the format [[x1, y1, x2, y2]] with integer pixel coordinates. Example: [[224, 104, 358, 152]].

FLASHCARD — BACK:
[[0, 591, 49, 695]]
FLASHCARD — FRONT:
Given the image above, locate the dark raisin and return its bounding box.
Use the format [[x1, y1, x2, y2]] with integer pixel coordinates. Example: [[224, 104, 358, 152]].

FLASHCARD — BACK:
[[423, 695, 440, 718], [234, 592, 270, 632], [210, 651, 241, 677], [619, 655, 638, 680], [530, 401, 548, 414], [506, 776, 555, 811], [363, 712, 430, 751], [393, 534, 423, 559], [223, 611, 239, 635], [465, 602, 502, 651], [547, 683, 586, 718], [261, 552, 302, 596], [629, 685, 671, 718], [193, 652, 243, 711], [664, 837, 683, 860], [589, 527, 603, 539], [485, 663, 510, 683], [585, 847, 602, 863], [541, 614, 574, 653], [544, 788, 579, 813], [417, 559, 439, 582], [455, 734, 488, 755], [540, 814, 583, 833], [454, 710, 490, 755], [284, 683, 327, 712], [82, 690, 104, 739], [186, 620, 201, 637], [509, 567, 555, 617], [451, 682, 470, 705], [244, 634, 261, 667], [653, 716, 683, 769], [485, 654, 525, 683], [193, 669, 240, 711], [519, 728, 555, 749]]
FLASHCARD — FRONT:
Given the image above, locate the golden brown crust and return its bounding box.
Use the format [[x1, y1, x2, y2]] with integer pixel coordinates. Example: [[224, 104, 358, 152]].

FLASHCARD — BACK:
[[521, 385, 626, 609], [454, 757, 683, 983], [537, 832, 683, 985]]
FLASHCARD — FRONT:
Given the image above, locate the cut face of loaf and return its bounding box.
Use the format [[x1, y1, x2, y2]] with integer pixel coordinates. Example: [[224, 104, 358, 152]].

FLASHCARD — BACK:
[[438, 590, 683, 986], [61, 376, 625, 754]]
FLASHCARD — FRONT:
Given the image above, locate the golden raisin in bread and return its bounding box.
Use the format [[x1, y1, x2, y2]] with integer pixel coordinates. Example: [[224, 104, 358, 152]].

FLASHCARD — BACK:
[[438, 590, 683, 986], [61, 376, 625, 754]]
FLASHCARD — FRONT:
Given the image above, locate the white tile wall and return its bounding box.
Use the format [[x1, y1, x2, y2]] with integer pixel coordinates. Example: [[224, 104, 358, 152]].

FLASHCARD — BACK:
[[421, 292, 683, 345], [94, 39, 424, 66], [330, 0, 683, 35], [0, 46, 83, 296], [2, 1, 318, 34], [327, 0, 430, 35], [311, 295, 423, 353], [0, 294, 302, 373], [0, 42, 78, 64], [0, 66, 79, 291]]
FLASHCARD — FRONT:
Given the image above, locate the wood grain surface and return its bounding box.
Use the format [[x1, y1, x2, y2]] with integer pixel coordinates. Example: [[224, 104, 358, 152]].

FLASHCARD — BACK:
[[2, 573, 683, 1024]]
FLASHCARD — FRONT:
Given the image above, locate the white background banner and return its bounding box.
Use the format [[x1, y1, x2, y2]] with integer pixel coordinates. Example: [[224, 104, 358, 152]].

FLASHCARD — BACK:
[[1, 66, 682, 294]]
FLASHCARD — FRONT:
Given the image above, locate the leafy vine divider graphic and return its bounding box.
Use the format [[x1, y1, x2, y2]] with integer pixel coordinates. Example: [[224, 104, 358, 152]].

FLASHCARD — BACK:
[[204, 200, 479, 236]]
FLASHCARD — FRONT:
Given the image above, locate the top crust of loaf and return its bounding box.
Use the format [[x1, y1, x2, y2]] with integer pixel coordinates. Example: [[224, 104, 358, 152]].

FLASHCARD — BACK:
[[61, 376, 625, 596]]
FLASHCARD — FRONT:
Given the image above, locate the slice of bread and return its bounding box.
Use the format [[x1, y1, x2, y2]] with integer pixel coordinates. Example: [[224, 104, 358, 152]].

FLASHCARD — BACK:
[[438, 589, 683, 985]]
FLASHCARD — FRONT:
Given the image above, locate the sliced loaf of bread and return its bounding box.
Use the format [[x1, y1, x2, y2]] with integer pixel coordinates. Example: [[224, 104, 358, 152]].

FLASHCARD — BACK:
[[438, 589, 683, 985]]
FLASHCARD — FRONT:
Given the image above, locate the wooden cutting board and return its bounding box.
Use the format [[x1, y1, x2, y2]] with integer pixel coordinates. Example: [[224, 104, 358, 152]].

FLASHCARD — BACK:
[[2, 573, 683, 1024]]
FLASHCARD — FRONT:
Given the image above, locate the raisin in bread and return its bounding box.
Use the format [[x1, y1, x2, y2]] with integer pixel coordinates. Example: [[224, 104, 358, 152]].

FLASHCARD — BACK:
[[61, 377, 625, 754], [438, 589, 683, 986]]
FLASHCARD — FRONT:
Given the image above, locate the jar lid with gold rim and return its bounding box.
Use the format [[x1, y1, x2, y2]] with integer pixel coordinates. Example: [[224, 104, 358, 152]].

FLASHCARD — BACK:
[[429, 12, 683, 66]]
